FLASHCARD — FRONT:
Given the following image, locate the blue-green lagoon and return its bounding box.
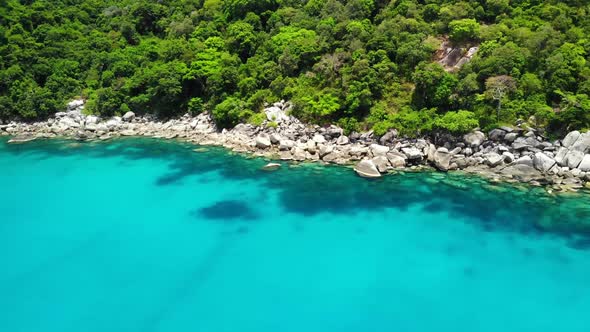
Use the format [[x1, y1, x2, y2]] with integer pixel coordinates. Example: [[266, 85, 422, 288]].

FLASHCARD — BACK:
[[1, 137, 590, 332]]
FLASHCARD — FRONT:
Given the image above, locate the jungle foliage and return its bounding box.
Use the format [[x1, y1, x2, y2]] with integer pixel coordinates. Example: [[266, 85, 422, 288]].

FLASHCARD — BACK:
[[1, 0, 589, 136]]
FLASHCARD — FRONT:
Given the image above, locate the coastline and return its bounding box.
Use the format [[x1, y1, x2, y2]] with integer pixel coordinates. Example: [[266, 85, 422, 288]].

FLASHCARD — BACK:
[[2, 100, 590, 194]]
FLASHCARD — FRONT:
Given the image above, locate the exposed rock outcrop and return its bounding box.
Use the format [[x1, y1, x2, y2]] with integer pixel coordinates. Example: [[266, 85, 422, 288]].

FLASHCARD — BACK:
[[3, 99, 590, 192], [354, 159, 382, 178]]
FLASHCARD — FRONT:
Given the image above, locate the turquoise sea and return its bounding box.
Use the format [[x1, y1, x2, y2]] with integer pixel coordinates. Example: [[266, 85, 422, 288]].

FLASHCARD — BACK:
[[1, 137, 590, 332]]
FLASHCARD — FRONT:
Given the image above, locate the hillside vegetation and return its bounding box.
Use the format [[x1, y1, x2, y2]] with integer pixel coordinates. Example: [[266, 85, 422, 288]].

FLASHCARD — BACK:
[[1, 0, 589, 136]]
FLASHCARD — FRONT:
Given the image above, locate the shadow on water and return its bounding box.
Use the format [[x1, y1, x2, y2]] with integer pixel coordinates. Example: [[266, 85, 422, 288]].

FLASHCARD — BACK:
[[192, 199, 258, 222], [3, 137, 590, 247]]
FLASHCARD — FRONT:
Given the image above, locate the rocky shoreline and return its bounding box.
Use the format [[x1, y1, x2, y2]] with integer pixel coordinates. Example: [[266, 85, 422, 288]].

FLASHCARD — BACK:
[[2, 100, 590, 193]]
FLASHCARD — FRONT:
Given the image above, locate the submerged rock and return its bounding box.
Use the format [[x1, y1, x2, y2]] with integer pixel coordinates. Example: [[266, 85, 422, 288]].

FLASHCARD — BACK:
[[500, 164, 543, 181], [262, 162, 281, 170], [7, 135, 36, 143]]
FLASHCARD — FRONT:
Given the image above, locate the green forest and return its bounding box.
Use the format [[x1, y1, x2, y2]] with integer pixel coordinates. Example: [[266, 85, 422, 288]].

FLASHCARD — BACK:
[[1, 0, 589, 136]]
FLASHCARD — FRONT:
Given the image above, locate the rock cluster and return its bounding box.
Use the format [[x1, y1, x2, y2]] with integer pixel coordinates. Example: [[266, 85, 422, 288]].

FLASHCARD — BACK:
[[2, 99, 590, 192]]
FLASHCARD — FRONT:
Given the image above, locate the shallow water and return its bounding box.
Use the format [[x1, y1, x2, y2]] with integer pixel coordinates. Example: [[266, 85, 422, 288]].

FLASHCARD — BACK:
[[1, 137, 590, 332]]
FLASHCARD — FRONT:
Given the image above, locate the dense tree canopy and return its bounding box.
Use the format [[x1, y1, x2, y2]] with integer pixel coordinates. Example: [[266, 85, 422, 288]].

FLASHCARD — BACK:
[[1, 0, 589, 136]]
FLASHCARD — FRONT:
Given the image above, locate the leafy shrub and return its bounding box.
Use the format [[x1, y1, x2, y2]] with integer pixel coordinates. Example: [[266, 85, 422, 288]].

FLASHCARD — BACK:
[[433, 110, 479, 134], [188, 97, 204, 115], [247, 112, 266, 126], [448, 19, 480, 43], [213, 96, 247, 128]]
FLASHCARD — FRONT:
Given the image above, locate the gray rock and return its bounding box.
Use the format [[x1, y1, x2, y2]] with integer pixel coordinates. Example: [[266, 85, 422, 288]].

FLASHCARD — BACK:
[[326, 125, 343, 137], [322, 151, 346, 164], [488, 129, 506, 141], [499, 126, 514, 133], [386, 152, 406, 168], [500, 164, 542, 181], [533, 152, 556, 173], [578, 154, 590, 171], [450, 147, 461, 155], [85, 115, 99, 125], [349, 144, 368, 157], [122, 111, 135, 122], [433, 148, 452, 171], [120, 129, 136, 136], [452, 156, 468, 169], [279, 151, 293, 160], [270, 133, 282, 144], [372, 156, 390, 173], [485, 152, 504, 167], [512, 155, 534, 167], [264, 106, 289, 122], [67, 99, 84, 111], [571, 168, 582, 177], [85, 123, 97, 131], [354, 159, 382, 178], [378, 129, 398, 145], [426, 144, 436, 162], [318, 144, 334, 157], [497, 145, 509, 153], [369, 144, 389, 156], [106, 117, 122, 130], [96, 123, 109, 132], [262, 162, 281, 170], [170, 124, 187, 132], [312, 134, 326, 144], [401, 147, 423, 160], [554, 147, 569, 166], [336, 135, 349, 145], [359, 130, 374, 141], [570, 132, 590, 153], [504, 132, 518, 142], [7, 135, 36, 143], [464, 131, 486, 147], [279, 139, 295, 151], [255, 133, 272, 149], [502, 152, 515, 163], [306, 139, 317, 154], [562, 131, 580, 148], [233, 123, 253, 133], [566, 150, 585, 169], [59, 117, 80, 129], [512, 137, 541, 150], [292, 147, 306, 161]]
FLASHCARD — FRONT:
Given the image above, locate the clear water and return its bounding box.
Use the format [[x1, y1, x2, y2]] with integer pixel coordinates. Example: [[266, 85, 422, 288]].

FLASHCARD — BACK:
[[1, 137, 590, 332]]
